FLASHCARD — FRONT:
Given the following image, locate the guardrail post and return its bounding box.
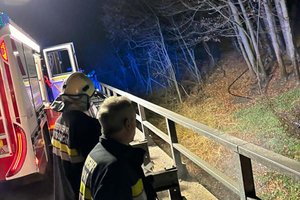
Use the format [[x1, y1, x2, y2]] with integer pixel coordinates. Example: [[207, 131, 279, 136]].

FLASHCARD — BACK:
[[137, 104, 153, 166], [138, 104, 154, 146], [101, 85, 106, 95], [132, 140, 151, 166], [236, 154, 259, 200], [106, 88, 111, 96], [152, 167, 183, 200], [166, 119, 187, 179]]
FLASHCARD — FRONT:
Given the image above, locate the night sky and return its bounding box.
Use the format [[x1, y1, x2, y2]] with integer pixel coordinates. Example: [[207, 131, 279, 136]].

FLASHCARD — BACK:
[[0, 0, 106, 69]]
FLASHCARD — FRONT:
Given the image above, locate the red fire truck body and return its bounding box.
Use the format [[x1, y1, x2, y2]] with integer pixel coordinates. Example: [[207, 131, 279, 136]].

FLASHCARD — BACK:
[[0, 13, 78, 181]]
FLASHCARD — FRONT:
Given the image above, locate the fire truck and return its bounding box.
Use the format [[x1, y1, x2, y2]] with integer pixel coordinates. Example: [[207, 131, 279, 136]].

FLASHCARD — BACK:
[[0, 13, 79, 181]]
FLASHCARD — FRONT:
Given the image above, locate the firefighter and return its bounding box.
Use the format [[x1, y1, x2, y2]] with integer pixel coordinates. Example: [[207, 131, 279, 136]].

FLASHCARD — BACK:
[[42, 66, 54, 102], [79, 96, 157, 200], [51, 72, 101, 200]]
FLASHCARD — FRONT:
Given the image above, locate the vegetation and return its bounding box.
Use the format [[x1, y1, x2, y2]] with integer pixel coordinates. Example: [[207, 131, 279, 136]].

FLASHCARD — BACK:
[[99, 0, 300, 102], [148, 52, 300, 199], [234, 87, 300, 158]]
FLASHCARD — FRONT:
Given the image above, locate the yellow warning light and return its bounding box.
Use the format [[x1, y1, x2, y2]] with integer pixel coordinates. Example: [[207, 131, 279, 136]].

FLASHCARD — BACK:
[[0, 139, 3, 148]]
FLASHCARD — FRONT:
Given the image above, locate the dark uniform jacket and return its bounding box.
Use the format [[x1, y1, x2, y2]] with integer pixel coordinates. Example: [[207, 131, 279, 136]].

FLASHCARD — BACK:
[[79, 136, 157, 200], [52, 110, 101, 200]]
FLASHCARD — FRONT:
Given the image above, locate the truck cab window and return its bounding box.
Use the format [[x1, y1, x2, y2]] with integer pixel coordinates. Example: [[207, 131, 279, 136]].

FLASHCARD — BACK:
[[46, 50, 72, 77]]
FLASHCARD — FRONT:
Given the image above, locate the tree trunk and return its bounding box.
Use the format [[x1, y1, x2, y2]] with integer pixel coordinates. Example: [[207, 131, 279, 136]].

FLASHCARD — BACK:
[[236, 33, 255, 77], [263, 0, 287, 79], [277, 0, 300, 82], [275, 0, 289, 56], [262, 9, 285, 52], [174, 21, 202, 84], [157, 18, 182, 103], [259, 19, 274, 58], [238, 0, 266, 78], [202, 41, 215, 68], [127, 52, 146, 88], [228, 1, 257, 75]]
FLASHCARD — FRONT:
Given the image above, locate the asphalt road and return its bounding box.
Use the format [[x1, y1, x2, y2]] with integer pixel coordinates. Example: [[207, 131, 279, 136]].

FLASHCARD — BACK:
[[0, 172, 53, 200]]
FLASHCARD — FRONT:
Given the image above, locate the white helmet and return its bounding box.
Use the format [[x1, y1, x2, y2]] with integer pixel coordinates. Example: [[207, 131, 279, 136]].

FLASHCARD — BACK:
[[62, 72, 95, 97]]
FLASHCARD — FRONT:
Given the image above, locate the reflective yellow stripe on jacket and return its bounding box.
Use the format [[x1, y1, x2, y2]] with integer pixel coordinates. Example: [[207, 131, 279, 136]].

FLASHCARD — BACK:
[[79, 155, 97, 200], [79, 181, 92, 200], [132, 178, 147, 200], [52, 138, 79, 156], [132, 178, 144, 197], [51, 138, 85, 163]]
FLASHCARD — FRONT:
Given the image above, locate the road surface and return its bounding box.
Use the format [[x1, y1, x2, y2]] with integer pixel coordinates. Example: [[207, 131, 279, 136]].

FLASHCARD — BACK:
[[0, 172, 53, 200]]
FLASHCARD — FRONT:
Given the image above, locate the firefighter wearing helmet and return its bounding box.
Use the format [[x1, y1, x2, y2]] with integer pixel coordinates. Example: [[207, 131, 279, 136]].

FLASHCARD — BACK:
[[51, 72, 102, 200]]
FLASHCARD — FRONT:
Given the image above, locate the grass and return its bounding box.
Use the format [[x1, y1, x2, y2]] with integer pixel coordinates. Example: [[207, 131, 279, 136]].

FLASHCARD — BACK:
[[233, 88, 300, 160], [273, 87, 300, 111], [258, 173, 300, 200]]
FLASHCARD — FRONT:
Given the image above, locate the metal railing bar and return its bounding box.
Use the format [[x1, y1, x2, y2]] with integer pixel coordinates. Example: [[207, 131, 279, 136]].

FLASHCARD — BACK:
[[238, 143, 300, 181], [143, 121, 170, 144], [136, 114, 142, 122], [173, 143, 240, 195]]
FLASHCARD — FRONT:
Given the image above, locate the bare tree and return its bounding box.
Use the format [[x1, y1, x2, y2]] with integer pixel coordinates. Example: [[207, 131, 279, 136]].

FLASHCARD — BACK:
[[100, 0, 299, 97], [101, 0, 183, 102], [263, 0, 287, 79]]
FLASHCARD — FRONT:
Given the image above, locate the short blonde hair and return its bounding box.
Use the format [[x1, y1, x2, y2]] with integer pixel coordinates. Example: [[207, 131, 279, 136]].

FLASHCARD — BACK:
[[97, 96, 135, 136]]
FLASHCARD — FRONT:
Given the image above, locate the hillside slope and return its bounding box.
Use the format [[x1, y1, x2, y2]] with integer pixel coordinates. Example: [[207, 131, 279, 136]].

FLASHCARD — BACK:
[[150, 51, 300, 199]]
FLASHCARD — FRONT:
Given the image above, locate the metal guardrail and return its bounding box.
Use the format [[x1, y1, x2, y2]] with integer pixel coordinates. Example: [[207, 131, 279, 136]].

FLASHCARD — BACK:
[[100, 83, 300, 200]]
